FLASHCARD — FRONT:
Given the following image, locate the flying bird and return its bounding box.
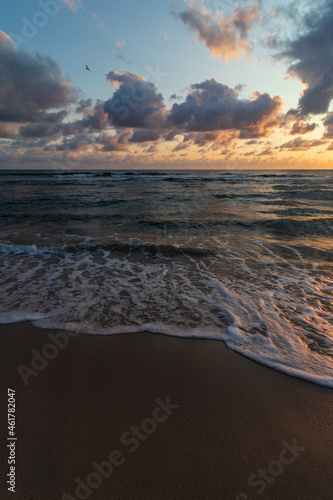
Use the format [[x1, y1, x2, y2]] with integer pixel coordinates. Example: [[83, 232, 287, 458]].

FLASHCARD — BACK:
[[86, 65, 91, 72]]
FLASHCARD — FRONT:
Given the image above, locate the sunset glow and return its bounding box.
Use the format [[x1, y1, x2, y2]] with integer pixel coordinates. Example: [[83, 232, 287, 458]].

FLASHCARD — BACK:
[[1, 0, 333, 169]]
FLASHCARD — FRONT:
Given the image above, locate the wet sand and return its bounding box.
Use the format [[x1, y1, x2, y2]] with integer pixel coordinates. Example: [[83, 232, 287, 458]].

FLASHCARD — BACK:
[[0, 322, 332, 499]]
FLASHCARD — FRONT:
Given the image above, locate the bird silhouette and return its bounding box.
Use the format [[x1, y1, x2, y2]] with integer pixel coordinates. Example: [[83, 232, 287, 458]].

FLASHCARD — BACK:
[[86, 65, 91, 72]]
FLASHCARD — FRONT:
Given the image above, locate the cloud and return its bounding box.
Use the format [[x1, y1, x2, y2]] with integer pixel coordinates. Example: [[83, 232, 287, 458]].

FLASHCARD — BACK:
[[19, 122, 61, 138], [257, 147, 273, 156], [113, 40, 131, 64], [182, 130, 237, 149], [53, 129, 136, 156], [164, 130, 179, 141], [183, 131, 219, 146], [0, 31, 76, 127], [0, 123, 19, 138], [41, 73, 283, 147], [0, 31, 111, 144], [173, 142, 189, 152], [279, 137, 325, 150], [104, 72, 167, 129], [161, 30, 169, 41], [129, 129, 161, 143], [323, 112, 333, 138], [91, 12, 106, 30], [55, 133, 94, 152], [4, 28, 325, 163], [96, 130, 132, 152], [80, 100, 108, 130], [116, 39, 126, 48], [170, 94, 182, 100], [112, 50, 132, 65], [168, 78, 283, 137], [174, 2, 262, 62], [62, 0, 82, 12], [289, 121, 317, 135], [146, 144, 158, 153], [275, 0, 333, 116], [75, 98, 92, 114], [106, 70, 145, 88]]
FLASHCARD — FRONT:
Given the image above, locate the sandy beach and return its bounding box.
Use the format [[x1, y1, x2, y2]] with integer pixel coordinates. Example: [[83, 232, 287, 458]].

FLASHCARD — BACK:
[[1, 0, 333, 496], [0, 322, 332, 499]]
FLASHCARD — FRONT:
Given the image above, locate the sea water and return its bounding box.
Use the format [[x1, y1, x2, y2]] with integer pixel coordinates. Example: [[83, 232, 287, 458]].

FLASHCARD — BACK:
[[1, 169, 332, 387]]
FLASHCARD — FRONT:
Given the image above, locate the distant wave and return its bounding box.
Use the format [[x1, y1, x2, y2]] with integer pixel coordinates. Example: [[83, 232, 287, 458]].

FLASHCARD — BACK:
[[0, 240, 216, 258], [0, 169, 325, 180]]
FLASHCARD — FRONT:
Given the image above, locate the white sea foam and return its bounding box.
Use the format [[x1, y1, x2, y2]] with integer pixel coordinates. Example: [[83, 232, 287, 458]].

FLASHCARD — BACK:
[[0, 238, 332, 388]]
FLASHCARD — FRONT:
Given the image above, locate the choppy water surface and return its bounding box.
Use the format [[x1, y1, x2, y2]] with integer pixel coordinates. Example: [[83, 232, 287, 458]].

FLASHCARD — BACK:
[[1, 169, 332, 387]]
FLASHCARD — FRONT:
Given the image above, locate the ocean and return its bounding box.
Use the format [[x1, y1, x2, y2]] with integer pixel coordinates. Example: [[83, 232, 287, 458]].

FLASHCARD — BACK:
[[0, 169, 332, 387]]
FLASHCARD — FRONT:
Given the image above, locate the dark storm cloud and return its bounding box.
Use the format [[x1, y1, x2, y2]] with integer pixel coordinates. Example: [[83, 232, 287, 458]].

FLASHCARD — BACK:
[[129, 129, 161, 143], [17, 101, 108, 139], [275, 1, 333, 116], [102, 75, 283, 142], [183, 132, 219, 147], [17, 110, 69, 138], [323, 112, 333, 138], [19, 122, 61, 138], [0, 31, 77, 124], [104, 76, 167, 129], [80, 100, 108, 130], [75, 99, 93, 114], [170, 94, 182, 100], [167, 79, 283, 137]]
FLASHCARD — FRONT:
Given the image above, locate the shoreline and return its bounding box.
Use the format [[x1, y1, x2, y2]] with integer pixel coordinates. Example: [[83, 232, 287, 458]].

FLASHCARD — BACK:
[[1, 321, 333, 499]]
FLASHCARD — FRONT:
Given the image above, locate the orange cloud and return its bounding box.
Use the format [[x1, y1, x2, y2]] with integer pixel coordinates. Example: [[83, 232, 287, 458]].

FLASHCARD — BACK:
[[289, 121, 317, 135], [175, 3, 261, 63], [116, 39, 126, 48], [63, 0, 82, 12]]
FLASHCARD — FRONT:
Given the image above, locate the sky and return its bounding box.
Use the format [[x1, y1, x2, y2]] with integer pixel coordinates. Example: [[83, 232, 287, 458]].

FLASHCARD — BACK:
[[0, 0, 333, 169]]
